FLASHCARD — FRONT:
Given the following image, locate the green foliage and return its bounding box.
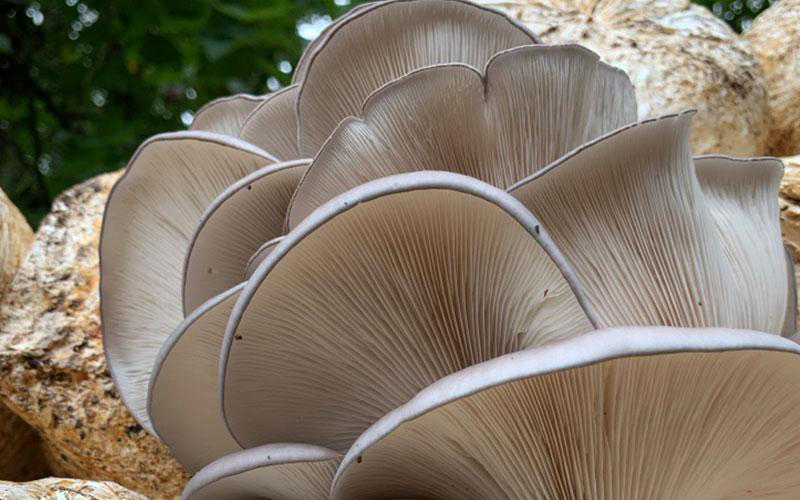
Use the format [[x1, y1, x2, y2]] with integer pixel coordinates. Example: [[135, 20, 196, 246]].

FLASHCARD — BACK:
[[0, 0, 359, 226], [0, 0, 773, 227], [693, 0, 774, 32]]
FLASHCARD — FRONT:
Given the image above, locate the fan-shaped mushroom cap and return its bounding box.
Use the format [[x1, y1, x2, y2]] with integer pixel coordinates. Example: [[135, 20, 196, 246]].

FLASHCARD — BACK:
[[477, 0, 770, 156], [149, 284, 244, 473], [296, 0, 539, 156], [182, 443, 338, 500], [509, 113, 787, 333], [221, 171, 595, 453], [100, 131, 276, 431], [243, 236, 283, 280], [287, 44, 635, 229], [239, 86, 301, 161], [190, 94, 264, 137], [745, 0, 800, 156], [334, 327, 800, 500], [183, 160, 307, 313]]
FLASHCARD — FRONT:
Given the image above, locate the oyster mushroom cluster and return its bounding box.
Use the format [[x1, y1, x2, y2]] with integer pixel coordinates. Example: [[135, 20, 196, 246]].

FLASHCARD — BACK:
[[99, 1, 800, 499]]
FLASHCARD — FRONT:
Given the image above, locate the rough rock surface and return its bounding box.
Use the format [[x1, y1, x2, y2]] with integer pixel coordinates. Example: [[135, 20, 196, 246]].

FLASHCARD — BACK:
[[1, 187, 34, 294], [0, 478, 147, 500], [0, 172, 187, 499], [779, 154, 800, 330], [745, 0, 800, 156], [478, 0, 770, 156], [0, 188, 50, 481]]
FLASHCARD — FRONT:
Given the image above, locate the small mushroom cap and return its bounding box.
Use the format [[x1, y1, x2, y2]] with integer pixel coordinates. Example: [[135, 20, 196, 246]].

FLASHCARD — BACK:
[[239, 85, 301, 161], [100, 131, 276, 431], [183, 160, 307, 314], [190, 94, 264, 137], [296, 0, 539, 156], [509, 112, 788, 333], [148, 284, 244, 472], [182, 443, 339, 500], [221, 170, 595, 453], [287, 44, 635, 229], [334, 327, 800, 500]]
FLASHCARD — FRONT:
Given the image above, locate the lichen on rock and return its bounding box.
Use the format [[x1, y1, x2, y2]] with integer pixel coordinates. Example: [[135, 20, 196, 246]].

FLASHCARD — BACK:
[[0, 172, 187, 499]]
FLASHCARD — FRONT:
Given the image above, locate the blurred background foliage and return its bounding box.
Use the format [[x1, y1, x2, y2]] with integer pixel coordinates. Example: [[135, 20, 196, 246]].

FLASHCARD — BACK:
[[0, 0, 777, 227]]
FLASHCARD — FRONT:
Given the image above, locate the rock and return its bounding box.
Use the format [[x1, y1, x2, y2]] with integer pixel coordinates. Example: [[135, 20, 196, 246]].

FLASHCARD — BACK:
[[0, 478, 148, 500], [478, 0, 770, 156], [780, 155, 800, 330], [0, 172, 187, 500], [1, 187, 34, 294], [0, 188, 50, 482], [0, 405, 50, 481], [745, 0, 800, 156]]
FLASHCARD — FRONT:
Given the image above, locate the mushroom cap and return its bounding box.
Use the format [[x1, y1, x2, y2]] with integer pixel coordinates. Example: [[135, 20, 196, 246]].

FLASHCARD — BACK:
[[745, 0, 800, 156], [509, 112, 787, 333], [238, 85, 301, 161], [478, 0, 769, 156], [334, 327, 800, 500], [221, 170, 595, 453], [190, 94, 264, 137], [100, 131, 276, 431], [287, 43, 635, 229], [296, 0, 540, 156], [182, 443, 338, 500], [148, 284, 244, 472], [183, 160, 307, 314], [782, 245, 798, 337]]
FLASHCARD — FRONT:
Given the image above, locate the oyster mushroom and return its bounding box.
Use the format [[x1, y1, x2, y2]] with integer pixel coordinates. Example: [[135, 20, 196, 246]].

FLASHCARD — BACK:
[[182, 444, 338, 500], [476, 0, 770, 156], [287, 43, 635, 228], [295, 0, 540, 155], [221, 171, 595, 453], [100, 132, 277, 430], [190, 94, 265, 137], [183, 160, 307, 313], [148, 284, 245, 472], [334, 327, 800, 500], [509, 112, 787, 333]]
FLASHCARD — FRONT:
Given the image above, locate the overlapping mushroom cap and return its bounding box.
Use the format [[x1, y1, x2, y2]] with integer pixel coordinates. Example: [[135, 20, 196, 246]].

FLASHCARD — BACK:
[[99, 0, 800, 498]]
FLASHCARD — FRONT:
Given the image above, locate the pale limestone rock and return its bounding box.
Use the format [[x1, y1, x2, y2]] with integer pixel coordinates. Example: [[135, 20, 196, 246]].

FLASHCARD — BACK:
[[0, 478, 147, 500], [478, 0, 770, 156], [0, 172, 187, 500], [779, 155, 800, 330], [746, 0, 800, 156], [1, 187, 33, 294]]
